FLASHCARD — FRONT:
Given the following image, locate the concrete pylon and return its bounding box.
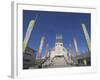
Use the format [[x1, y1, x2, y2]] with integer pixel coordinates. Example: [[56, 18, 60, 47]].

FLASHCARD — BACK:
[[23, 20, 36, 53], [73, 37, 78, 64], [82, 23, 91, 53], [69, 44, 73, 64], [37, 36, 45, 59], [45, 44, 49, 58]]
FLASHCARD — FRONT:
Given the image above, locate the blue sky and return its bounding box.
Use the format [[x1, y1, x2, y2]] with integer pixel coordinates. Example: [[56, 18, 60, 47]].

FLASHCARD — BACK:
[[23, 10, 91, 57]]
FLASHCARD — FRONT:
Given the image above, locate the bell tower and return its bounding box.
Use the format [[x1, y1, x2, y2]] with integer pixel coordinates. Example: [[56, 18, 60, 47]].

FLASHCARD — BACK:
[[55, 35, 63, 47], [49, 35, 68, 67]]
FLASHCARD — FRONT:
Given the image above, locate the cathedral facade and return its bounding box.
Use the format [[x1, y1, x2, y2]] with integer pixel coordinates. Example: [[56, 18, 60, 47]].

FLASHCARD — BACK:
[[43, 35, 69, 68]]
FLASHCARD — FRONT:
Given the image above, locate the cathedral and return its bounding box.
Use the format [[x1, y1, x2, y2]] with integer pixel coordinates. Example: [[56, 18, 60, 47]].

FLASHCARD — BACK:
[[43, 35, 70, 68]]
